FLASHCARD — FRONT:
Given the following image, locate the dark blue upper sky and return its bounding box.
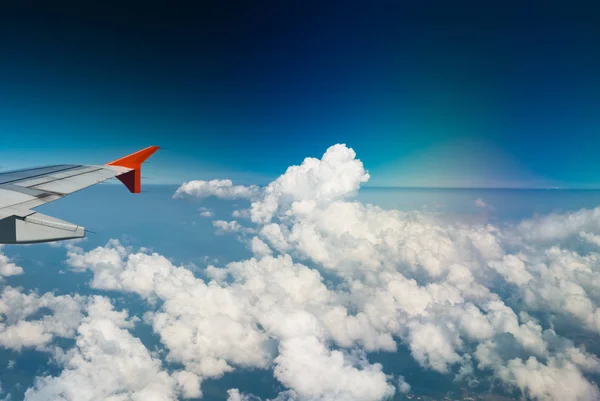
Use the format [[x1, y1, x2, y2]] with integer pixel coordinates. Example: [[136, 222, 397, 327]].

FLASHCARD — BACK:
[[0, 1, 599, 187]]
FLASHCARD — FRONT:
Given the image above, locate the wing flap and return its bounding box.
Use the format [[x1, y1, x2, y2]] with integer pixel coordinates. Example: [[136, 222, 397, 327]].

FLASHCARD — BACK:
[[0, 188, 37, 209], [0, 211, 85, 244], [7, 194, 62, 211]]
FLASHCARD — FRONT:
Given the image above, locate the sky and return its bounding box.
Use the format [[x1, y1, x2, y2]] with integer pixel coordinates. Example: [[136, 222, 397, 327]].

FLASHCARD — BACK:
[[3, 4, 600, 400], [0, 1, 599, 187]]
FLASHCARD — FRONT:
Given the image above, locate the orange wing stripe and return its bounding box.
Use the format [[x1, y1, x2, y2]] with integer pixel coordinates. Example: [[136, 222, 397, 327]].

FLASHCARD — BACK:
[[106, 146, 159, 193]]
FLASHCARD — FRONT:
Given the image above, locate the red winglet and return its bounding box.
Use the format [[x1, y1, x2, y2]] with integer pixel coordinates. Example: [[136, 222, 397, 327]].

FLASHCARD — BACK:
[[106, 146, 159, 193]]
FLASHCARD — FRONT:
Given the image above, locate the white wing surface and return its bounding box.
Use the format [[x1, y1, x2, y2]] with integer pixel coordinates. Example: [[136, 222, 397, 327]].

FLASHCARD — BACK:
[[0, 146, 158, 244]]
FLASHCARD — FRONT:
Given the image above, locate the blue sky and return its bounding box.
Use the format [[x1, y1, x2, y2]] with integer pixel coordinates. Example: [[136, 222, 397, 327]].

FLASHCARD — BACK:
[[0, 1, 599, 188], [3, 3, 600, 401]]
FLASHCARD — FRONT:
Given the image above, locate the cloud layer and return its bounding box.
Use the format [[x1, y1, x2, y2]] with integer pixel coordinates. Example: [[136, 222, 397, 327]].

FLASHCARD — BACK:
[[3, 144, 600, 401]]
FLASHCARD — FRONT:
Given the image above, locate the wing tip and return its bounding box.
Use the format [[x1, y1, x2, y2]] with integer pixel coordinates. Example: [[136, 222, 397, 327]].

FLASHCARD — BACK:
[[106, 146, 160, 168], [106, 146, 159, 193]]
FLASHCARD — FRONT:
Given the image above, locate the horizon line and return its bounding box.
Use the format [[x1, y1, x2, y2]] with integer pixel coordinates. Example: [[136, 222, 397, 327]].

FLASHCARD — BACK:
[[132, 182, 600, 191]]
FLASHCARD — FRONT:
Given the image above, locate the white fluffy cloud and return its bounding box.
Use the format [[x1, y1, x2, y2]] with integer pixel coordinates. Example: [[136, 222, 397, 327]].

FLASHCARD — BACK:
[[24, 296, 191, 401], [64, 242, 398, 399], [212, 220, 254, 235], [66, 241, 273, 379], [174, 179, 260, 200], [0, 286, 84, 351], [0, 252, 23, 278], [497, 357, 600, 401], [516, 206, 600, 243], [57, 143, 600, 401], [580, 231, 600, 247], [199, 207, 214, 218], [250, 144, 370, 224], [273, 336, 394, 401]]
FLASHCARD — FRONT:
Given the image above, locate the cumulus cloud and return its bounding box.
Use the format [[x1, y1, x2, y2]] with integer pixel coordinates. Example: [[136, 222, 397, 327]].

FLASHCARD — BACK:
[[249, 144, 370, 224], [488, 254, 533, 286], [0, 253, 23, 278], [212, 220, 254, 235], [273, 336, 394, 401], [516, 207, 600, 243], [173, 370, 202, 399], [0, 286, 84, 351], [66, 242, 273, 379], [250, 237, 272, 257], [55, 144, 600, 401], [227, 389, 255, 401], [496, 356, 600, 401], [24, 296, 189, 401], [64, 240, 398, 398], [174, 179, 260, 200]]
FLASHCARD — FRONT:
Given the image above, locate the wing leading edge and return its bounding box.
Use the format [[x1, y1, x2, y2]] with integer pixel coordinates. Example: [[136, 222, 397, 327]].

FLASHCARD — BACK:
[[0, 146, 159, 244]]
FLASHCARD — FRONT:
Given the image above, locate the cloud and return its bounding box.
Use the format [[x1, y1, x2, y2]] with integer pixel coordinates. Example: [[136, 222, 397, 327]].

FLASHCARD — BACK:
[[64, 240, 397, 398], [50, 143, 600, 401], [250, 237, 272, 257], [199, 207, 214, 218], [213, 219, 242, 233], [65, 242, 273, 379], [212, 220, 254, 235], [474, 198, 488, 208], [516, 206, 600, 243], [273, 336, 394, 401], [0, 286, 84, 351], [397, 376, 411, 393], [227, 389, 256, 401], [497, 357, 600, 401], [240, 144, 600, 400], [173, 371, 202, 399], [488, 254, 534, 286], [249, 144, 370, 224], [24, 296, 190, 401], [232, 209, 251, 219], [48, 238, 86, 249], [0, 253, 23, 278], [227, 389, 295, 401], [174, 179, 260, 200], [580, 231, 600, 247]]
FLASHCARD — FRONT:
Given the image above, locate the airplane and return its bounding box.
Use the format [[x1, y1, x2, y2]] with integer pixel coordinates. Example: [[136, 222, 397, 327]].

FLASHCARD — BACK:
[[0, 146, 159, 244]]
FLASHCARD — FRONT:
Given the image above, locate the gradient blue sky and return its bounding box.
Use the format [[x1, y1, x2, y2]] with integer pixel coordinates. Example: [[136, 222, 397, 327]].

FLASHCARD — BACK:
[[0, 1, 599, 187]]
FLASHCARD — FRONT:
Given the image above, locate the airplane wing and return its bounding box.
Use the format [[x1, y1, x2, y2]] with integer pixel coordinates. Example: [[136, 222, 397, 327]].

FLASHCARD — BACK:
[[0, 146, 159, 244]]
